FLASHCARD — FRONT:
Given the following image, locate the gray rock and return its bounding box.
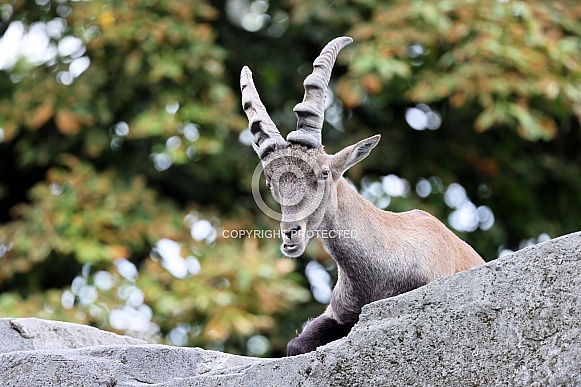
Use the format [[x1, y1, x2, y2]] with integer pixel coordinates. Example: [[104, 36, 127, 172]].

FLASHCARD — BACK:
[[0, 318, 145, 354], [1, 232, 580, 386], [0, 344, 262, 387]]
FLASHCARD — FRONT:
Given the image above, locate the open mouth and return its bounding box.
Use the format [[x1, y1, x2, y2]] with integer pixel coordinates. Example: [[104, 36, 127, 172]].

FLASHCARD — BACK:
[[283, 243, 298, 251], [281, 242, 303, 257]]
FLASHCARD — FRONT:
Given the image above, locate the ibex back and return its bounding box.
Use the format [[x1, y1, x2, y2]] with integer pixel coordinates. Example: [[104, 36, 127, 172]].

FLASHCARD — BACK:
[[240, 37, 484, 356]]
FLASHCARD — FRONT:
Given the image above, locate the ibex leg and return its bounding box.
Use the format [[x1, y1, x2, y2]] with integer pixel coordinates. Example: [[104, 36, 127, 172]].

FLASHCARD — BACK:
[[287, 315, 353, 356]]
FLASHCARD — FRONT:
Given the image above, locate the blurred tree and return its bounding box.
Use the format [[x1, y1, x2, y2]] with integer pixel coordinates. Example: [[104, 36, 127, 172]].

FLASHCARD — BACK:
[[0, 0, 579, 357]]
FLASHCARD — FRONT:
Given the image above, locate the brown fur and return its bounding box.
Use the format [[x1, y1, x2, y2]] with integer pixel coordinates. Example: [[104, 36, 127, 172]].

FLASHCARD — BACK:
[[262, 144, 485, 356]]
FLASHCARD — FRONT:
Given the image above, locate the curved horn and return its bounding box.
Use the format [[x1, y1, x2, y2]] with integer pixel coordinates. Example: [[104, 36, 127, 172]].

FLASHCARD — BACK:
[[287, 36, 353, 148], [241, 66, 286, 159]]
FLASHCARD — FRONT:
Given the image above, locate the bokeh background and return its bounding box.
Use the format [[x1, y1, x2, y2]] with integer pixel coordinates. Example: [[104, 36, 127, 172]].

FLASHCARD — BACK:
[[0, 0, 579, 357]]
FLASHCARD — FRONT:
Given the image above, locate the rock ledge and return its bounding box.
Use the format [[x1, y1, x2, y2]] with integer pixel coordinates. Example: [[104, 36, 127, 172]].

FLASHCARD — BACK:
[[1, 232, 580, 386]]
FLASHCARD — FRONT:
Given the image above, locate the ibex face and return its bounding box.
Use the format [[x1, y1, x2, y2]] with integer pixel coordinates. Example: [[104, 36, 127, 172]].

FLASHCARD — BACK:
[[261, 145, 328, 257], [241, 37, 380, 257], [261, 139, 379, 257]]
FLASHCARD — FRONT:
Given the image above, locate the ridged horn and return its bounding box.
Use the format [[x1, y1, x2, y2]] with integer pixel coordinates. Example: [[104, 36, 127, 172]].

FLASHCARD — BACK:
[[240, 66, 286, 159], [287, 36, 353, 148]]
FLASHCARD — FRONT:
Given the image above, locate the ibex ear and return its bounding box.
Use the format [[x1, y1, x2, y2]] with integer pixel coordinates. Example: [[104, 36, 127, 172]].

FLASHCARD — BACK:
[[331, 135, 381, 177]]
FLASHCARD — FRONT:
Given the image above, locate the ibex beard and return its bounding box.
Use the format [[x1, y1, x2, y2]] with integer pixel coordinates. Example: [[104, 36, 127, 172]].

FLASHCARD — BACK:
[[241, 37, 485, 356]]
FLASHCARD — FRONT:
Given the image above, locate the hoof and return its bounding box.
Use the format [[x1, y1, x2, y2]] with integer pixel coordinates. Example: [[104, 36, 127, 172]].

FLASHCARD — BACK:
[[287, 336, 313, 356]]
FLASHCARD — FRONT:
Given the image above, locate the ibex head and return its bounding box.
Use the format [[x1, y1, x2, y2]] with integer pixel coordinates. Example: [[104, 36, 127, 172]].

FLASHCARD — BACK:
[[241, 37, 380, 257]]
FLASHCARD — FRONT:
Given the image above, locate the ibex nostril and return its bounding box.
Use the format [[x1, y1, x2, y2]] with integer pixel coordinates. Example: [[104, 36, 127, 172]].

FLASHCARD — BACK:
[[282, 224, 302, 240]]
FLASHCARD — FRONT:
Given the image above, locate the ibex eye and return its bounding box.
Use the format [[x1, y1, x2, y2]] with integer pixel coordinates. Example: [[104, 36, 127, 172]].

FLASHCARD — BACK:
[[321, 170, 330, 179], [266, 181, 271, 189]]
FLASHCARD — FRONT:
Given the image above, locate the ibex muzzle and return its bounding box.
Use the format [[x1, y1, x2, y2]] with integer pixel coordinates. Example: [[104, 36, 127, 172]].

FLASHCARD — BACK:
[[280, 220, 304, 257], [241, 37, 485, 356]]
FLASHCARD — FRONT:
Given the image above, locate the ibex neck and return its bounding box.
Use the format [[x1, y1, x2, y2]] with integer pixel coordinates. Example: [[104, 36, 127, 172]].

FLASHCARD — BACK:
[[320, 178, 391, 266]]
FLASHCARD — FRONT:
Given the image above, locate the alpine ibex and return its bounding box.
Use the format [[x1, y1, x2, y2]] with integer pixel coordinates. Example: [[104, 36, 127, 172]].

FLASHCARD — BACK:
[[240, 37, 484, 356]]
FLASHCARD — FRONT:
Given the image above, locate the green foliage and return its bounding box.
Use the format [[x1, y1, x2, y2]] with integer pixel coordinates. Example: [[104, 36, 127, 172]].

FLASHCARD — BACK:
[[0, 0, 579, 357], [344, 1, 581, 140]]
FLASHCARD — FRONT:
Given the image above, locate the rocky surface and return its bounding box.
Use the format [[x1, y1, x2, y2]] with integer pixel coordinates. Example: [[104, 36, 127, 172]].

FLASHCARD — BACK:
[[1, 231, 580, 386], [0, 318, 145, 354]]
